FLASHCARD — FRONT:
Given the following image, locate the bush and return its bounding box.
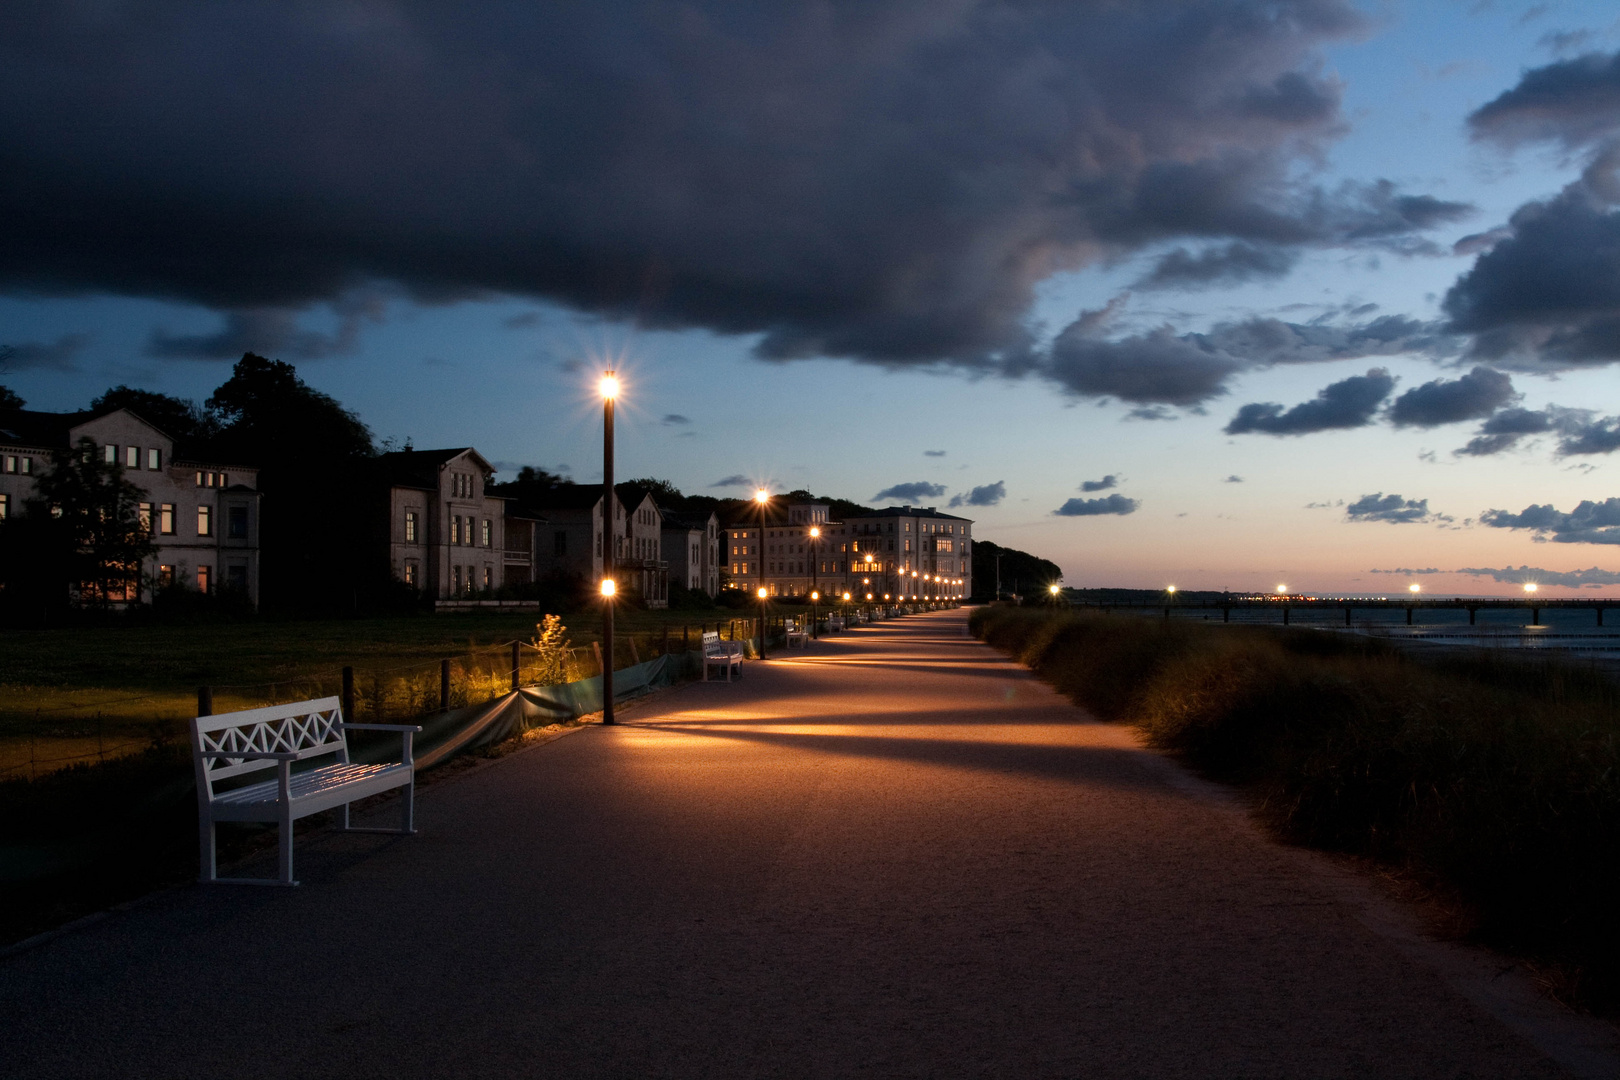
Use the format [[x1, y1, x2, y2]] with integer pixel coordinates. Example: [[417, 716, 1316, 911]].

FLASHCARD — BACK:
[[971, 606, 1620, 1005]]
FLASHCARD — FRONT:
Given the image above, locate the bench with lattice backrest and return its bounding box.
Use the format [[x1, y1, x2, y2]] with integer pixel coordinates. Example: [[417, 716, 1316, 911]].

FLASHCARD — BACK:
[[190, 696, 421, 886], [783, 618, 809, 647], [701, 631, 743, 681]]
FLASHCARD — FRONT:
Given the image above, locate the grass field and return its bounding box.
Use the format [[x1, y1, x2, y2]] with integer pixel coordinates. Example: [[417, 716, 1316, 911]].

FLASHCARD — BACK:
[[1, 606, 762, 777]]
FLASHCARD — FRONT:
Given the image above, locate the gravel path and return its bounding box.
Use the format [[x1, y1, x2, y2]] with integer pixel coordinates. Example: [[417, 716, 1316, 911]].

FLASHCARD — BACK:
[[5, 608, 1616, 1078]]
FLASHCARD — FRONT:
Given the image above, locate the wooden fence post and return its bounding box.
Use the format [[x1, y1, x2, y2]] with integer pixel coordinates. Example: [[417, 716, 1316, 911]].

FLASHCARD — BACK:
[[341, 666, 355, 721], [592, 640, 604, 674], [196, 685, 213, 718], [440, 659, 451, 711], [511, 641, 521, 691], [629, 636, 641, 665]]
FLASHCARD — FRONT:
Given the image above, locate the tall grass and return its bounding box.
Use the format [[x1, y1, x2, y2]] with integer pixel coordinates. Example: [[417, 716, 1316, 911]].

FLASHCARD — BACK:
[[972, 605, 1620, 1005]]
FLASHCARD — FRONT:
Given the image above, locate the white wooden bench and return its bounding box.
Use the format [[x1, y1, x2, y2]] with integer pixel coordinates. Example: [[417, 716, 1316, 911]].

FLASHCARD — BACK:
[[702, 630, 744, 681], [826, 615, 845, 631], [784, 618, 809, 648], [190, 696, 421, 886]]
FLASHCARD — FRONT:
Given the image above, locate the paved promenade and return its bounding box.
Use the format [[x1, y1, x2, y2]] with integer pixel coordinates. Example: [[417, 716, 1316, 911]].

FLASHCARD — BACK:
[[5, 609, 1616, 1078]]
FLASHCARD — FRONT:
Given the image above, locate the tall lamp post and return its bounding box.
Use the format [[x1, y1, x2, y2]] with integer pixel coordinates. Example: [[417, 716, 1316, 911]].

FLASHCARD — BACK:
[[754, 488, 770, 659], [809, 526, 820, 637], [600, 371, 619, 725]]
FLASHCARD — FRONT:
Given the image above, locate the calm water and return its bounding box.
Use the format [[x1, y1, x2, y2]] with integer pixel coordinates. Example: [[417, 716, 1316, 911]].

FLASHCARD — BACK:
[[1160, 605, 1620, 655]]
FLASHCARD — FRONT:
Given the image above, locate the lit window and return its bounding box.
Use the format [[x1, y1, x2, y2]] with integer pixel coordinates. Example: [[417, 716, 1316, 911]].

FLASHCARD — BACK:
[[138, 502, 153, 533], [482, 519, 492, 547], [0, 493, 7, 520], [147, 448, 161, 470], [450, 517, 461, 545], [405, 511, 418, 543], [195, 471, 203, 486], [484, 566, 493, 589], [3, 455, 14, 473], [125, 446, 139, 468], [219, 472, 228, 487], [197, 506, 213, 536], [158, 564, 174, 587], [159, 504, 175, 535], [197, 565, 212, 593], [104, 444, 117, 463], [404, 562, 418, 586], [19, 456, 29, 475]]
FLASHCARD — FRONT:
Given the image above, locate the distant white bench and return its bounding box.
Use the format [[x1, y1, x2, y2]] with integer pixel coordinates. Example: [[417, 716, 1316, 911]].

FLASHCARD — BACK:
[[190, 696, 421, 886], [826, 615, 845, 631], [784, 618, 809, 648], [702, 631, 743, 681]]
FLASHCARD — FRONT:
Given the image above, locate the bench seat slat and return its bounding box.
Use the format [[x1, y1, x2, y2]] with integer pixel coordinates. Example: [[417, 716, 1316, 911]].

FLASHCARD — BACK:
[[209, 762, 412, 822]]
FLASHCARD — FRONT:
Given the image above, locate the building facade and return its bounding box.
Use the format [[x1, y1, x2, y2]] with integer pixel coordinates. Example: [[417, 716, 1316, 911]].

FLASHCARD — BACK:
[[661, 510, 721, 597], [522, 482, 670, 607], [0, 407, 263, 606], [725, 503, 971, 602]]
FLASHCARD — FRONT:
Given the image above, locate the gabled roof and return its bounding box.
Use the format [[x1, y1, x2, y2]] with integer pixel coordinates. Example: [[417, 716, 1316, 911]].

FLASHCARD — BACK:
[[660, 510, 718, 532], [0, 408, 83, 449], [374, 447, 493, 489], [507, 482, 607, 511]]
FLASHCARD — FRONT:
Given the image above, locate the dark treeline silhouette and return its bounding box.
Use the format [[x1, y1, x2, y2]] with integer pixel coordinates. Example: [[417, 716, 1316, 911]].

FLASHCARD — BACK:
[[970, 539, 1063, 603]]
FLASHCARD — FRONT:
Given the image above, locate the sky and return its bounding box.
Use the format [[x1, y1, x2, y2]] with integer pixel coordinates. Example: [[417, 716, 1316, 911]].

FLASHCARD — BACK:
[[5, 1, 1620, 596]]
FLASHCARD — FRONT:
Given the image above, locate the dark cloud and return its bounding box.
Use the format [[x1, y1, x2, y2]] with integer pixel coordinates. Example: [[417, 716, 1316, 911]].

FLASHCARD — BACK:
[[1055, 493, 1140, 517], [1080, 475, 1118, 492], [1368, 567, 1442, 574], [948, 481, 1006, 508], [924, 449, 946, 457], [1459, 564, 1620, 586], [1468, 50, 1620, 150], [1224, 474, 1244, 482], [1454, 405, 1557, 455], [146, 301, 380, 360], [0, 2, 1467, 373], [1387, 365, 1516, 427], [1135, 242, 1298, 290], [661, 414, 690, 426], [1345, 492, 1444, 524], [874, 481, 946, 503], [1480, 498, 1620, 543], [1, 333, 87, 372], [710, 474, 752, 488], [1224, 367, 1395, 435], [1559, 416, 1620, 455], [502, 312, 542, 329], [1047, 310, 1443, 408]]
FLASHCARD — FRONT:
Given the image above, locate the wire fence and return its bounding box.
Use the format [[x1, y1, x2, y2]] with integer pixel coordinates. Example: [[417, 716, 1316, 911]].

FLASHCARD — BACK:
[[0, 617, 773, 780]]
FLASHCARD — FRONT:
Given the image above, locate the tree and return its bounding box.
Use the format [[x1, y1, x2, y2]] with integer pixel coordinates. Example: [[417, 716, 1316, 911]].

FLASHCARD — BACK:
[[969, 539, 1062, 602], [90, 386, 219, 455], [0, 384, 23, 411], [3, 437, 157, 613]]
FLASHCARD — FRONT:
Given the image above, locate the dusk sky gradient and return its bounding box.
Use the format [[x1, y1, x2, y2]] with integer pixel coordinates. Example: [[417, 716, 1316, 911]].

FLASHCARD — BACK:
[[6, 1, 1620, 595]]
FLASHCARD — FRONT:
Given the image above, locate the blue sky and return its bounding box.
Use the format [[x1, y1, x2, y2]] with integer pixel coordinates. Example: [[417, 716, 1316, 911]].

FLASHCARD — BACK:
[[5, 1, 1620, 595]]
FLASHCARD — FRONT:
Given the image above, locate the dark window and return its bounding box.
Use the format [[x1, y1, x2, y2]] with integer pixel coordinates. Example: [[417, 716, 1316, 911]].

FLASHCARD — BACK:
[[554, 531, 568, 556], [227, 505, 248, 539], [226, 564, 249, 591]]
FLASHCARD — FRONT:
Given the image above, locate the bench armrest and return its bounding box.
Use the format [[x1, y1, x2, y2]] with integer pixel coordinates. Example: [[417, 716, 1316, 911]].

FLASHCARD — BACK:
[[200, 750, 300, 761], [338, 723, 424, 732]]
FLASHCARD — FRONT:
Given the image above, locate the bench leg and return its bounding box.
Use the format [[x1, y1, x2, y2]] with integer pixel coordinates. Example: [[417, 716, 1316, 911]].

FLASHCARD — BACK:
[[336, 802, 350, 830], [279, 804, 296, 886], [199, 818, 216, 883], [402, 779, 415, 834]]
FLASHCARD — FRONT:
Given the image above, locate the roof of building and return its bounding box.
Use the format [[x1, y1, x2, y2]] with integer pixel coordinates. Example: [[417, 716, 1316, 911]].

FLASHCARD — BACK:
[[0, 405, 181, 449], [846, 505, 972, 522], [374, 447, 493, 489], [660, 510, 718, 532], [506, 481, 606, 511]]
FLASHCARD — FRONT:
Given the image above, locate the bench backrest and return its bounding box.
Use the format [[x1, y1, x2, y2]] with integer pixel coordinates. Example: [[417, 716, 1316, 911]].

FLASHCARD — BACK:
[[190, 696, 347, 798], [701, 631, 720, 650]]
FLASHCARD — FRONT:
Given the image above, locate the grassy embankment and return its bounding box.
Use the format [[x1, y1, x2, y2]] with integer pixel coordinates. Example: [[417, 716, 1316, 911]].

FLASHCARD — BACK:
[[971, 605, 1620, 1008]]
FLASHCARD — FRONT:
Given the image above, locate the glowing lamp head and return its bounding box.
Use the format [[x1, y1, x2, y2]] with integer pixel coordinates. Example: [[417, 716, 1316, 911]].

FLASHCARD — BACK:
[[754, 488, 769, 504], [757, 587, 768, 599], [811, 591, 819, 601], [842, 592, 851, 601], [599, 373, 619, 399], [600, 578, 616, 598], [1277, 584, 1288, 595], [1049, 584, 1061, 595], [1524, 582, 1538, 594], [809, 526, 820, 538], [866, 593, 873, 600], [1167, 585, 1177, 594]]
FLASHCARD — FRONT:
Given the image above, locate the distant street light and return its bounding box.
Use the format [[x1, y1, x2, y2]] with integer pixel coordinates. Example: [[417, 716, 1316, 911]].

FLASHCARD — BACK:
[[601, 371, 618, 726], [1524, 582, 1538, 594], [1277, 584, 1288, 595], [1408, 583, 1421, 595]]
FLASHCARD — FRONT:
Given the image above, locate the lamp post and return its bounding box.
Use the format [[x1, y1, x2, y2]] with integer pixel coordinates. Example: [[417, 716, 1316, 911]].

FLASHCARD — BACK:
[[600, 371, 619, 725], [809, 526, 820, 636], [754, 488, 770, 659]]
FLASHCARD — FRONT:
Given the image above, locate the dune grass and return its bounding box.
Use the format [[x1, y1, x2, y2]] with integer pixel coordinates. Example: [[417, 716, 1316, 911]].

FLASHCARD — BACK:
[[971, 605, 1620, 1008]]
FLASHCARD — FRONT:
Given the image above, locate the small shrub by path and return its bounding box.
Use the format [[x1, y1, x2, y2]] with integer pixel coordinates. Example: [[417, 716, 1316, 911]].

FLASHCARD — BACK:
[[971, 605, 1620, 1010]]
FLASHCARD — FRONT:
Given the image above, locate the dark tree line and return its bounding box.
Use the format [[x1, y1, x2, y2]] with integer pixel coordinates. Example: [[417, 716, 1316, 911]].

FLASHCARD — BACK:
[[970, 539, 1062, 602]]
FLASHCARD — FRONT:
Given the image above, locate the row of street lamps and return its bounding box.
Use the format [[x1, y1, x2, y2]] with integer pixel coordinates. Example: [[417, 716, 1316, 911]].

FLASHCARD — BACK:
[[596, 370, 962, 720]]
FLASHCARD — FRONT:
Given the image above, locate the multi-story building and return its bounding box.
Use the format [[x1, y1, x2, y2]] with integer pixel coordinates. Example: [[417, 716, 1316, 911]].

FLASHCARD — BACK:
[[661, 510, 721, 597], [522, 482, 669, 607], [0, 406, 262, 606], [374, 447, 548, 598], [724, 503, 971, 602]]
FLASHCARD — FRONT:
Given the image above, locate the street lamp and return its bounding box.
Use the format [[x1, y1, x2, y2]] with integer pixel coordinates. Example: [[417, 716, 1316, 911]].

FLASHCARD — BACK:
[[601, 371, 618, 726], [1049, 583, 1061, 606], [754, 489, 770, 659]]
